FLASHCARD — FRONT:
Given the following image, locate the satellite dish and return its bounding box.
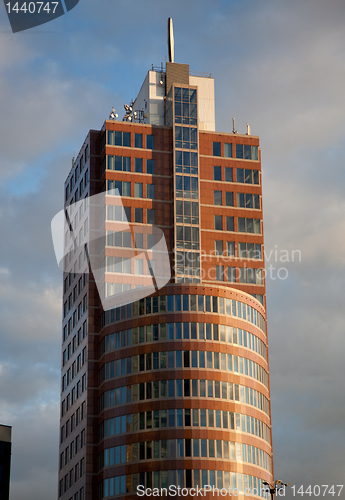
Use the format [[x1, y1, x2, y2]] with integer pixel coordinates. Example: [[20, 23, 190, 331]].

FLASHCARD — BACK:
[[168, 18, 174, 63]]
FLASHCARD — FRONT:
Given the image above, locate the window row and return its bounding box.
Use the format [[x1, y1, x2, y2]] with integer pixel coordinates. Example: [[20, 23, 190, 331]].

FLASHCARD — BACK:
[[105, 229, 157, 250], [103, 256, 154, 278], [61, 347, 87, 392], [63, 318, 87, 353], [99, 380, 269, 415], [213, 142, 259, 161], [101, 470, 269, 498], [61, 401, 86, 444], [61, 375, 86, 417], [65, 145, 89, 201], [213, 191, 260, 210], [100, 351, 268, 387], [65, 266, 88, 294], [101, 409, 270, 443], [214, 266, 264, 285], [100, 294, 265, 332], [175, 200, 199, 225], [175, 150, 198, 171], [101, 323, 266, 360], [105, 204, 131, 223], [63, 293, 87, 321], [176, 225, 200, 250], [176, 175, 198, 193], [174, 87, 197, 103], [175, 125, 198, 151], [64, 201, 88, 248], [63, 317, 87, 351], [106, 130, 154, 149], [213, 190, 234, 207], [106, 180, 155, 199], [60, 429, 85, 469], [214, 240, 262, 260], [59, 461, 85, 497], [66, 169, 89, 205], [59, 476, 85, 500], [213, 166, 260, 184], [64, 274, 86, 304], [64, 220, 89, 264], [174, 101, 197, 121], [101, 438, 271, 472], [214, 215, 261, 234], [101, 155, 156, 178], [237, 193, 260, 209], [105, 207, 155, 228]]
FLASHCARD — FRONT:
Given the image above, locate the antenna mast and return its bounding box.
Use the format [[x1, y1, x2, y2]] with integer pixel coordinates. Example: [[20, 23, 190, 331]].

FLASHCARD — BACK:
[[168, 18, 174, 63]]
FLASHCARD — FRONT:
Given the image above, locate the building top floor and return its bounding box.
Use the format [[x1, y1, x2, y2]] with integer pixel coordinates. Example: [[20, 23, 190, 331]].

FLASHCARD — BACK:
[[0, 425, 11, 443]]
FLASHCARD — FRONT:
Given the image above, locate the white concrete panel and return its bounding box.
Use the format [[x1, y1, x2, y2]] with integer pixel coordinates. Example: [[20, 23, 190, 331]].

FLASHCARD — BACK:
[[189, 75, 215, 131]]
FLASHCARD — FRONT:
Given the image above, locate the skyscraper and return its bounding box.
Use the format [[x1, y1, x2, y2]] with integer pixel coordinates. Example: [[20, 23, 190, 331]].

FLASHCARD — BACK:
[[0, 424, 11, 500], [58, 24, 273, 500]]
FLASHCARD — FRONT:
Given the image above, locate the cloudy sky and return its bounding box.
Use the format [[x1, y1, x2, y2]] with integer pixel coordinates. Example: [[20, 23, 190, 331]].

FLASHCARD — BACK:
[[1, 0, 345, 498]]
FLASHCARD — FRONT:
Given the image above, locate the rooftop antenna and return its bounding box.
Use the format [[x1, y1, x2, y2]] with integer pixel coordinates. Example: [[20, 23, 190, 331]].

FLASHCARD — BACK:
[[160, 61, 164, 86], [232, 117, 238, 134], [109, 107, 118, 120], [168, 18, 174, 63], [246, 122, 251, 135]]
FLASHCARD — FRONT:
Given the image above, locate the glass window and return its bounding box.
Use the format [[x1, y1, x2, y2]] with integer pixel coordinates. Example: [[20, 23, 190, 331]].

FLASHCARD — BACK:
[[215, 240, 223, 255], [147, 135, 154, 150], [135, 183, 143, 198], [147, 184, 155, 199], [123, 157, 130, 171], [227, 241, 235, 257], [225, 167, 233, 182], [123, 132, 130, 147], [122, 182, 131, 196], [135, 158, 143, 173], [254, 219, 261, 234], [244, 145, 251, 159], [224, 143, 232, 157], [201, 439, 207, 457], [213, 166, 221, 181], [237, 193, 245, 208], [236, 144, 244, 159], [135, 233, 143, 248], [214, 191, 222, 205], [135, 134, 143, 148], [215, 215, 223, 231], [135, 259, 143, 275], [147, 209, 155, 224], [135, 208, 143, 223], [238, 218, 245, 232], [213, 142, 221, 156], [236, 168, 244, 183], [225, 192, 233, 206], [216, 265, 224, 281], [147, 159, 154, 174], [107, 130, 115, 145], [226, 216, 234, 231], [245, 169, 252, 183]]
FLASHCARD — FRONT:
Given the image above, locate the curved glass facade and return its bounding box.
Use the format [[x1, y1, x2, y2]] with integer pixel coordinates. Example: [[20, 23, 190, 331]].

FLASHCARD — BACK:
[[96, 285, 272, 499]]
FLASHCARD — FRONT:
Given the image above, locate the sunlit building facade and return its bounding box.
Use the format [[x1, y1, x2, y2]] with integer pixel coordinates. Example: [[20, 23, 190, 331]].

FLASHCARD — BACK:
[[58, 60, 273, 500]]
